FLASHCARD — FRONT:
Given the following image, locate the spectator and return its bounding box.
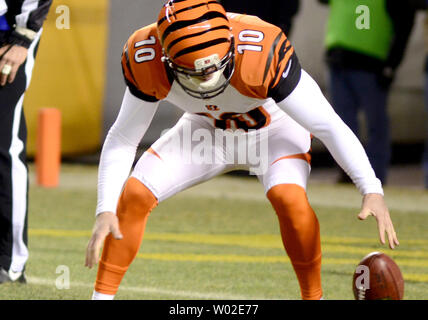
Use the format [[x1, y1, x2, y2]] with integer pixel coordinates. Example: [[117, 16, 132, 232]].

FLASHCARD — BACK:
[[0, 0, 52, 284], [220, 0, 300, 36], [319, 0, 417, 184]]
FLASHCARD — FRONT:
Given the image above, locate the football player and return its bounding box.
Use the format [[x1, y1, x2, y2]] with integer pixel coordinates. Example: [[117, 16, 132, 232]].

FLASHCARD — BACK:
[[85, 0, 399, 300]]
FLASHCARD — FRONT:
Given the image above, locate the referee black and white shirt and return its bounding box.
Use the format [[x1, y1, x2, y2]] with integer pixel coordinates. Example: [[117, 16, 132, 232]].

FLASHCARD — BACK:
[[0, 0, 52, 47]]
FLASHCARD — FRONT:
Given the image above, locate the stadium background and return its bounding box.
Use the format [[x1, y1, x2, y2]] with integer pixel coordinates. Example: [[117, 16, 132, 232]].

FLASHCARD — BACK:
[[24, 0, 426, 159], [2, 0, 426, 301]]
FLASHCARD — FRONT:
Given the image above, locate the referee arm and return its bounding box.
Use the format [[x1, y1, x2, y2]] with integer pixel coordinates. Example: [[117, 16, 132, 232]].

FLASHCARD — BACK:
[[5, 0, 53, 48], [0, 0, 52, 85]]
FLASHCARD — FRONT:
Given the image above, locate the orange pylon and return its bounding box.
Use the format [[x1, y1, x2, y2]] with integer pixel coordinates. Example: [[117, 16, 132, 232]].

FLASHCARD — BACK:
[[36, 108, 61, 187]]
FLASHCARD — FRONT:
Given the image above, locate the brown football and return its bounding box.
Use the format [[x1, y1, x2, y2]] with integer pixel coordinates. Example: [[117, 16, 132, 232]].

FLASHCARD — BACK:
[[352, 252, 404, 300]]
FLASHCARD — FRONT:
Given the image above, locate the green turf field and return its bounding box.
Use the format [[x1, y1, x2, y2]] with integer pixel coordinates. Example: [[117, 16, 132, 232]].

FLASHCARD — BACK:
[[0, 164, 427, 300]]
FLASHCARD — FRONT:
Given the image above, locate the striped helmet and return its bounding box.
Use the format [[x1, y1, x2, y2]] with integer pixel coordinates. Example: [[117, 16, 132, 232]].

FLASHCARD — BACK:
[[157, 0, 235, 99]]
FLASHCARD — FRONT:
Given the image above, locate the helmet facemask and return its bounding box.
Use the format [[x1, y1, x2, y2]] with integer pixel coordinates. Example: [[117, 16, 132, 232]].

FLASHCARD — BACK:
[[162, 36, 235, 100]]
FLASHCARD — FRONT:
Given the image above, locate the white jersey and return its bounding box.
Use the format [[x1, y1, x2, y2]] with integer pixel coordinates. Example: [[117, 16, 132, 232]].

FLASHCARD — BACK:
[[165, 81, 287, 130]]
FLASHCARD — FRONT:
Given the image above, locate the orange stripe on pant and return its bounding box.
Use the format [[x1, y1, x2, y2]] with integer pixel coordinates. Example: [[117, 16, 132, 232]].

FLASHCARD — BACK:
[[95, 177, 158, 295], [267, 184, 322, 300], [146, 147, 161, 160], [271, 152, 312, 166]]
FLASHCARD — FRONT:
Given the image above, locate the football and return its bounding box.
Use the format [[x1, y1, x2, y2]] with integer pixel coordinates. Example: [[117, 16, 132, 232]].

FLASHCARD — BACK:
[[352, 252, 404, 300]]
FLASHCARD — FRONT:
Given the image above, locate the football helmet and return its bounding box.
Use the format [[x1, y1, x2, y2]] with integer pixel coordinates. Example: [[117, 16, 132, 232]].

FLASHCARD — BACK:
[[157, 0, 235, 99]]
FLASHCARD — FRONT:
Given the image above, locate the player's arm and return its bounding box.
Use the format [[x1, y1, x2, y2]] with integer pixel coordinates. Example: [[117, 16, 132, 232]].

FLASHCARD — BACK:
[[85, 88, 159, 268], [95, 88, 159, 216], [276, 70, 399, 249]]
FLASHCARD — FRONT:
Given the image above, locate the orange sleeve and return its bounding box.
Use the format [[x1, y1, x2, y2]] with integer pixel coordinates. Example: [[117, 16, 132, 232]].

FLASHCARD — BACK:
[[121, 23, 173, 102], [228, 13, 301, 101]]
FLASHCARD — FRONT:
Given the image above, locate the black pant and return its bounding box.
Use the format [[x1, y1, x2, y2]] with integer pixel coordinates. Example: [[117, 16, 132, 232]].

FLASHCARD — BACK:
[[0, 38, 39, 272]]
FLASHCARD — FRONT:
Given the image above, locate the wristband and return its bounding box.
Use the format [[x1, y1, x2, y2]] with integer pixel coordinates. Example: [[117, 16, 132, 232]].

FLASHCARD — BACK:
[[14, 26, 37, 41]]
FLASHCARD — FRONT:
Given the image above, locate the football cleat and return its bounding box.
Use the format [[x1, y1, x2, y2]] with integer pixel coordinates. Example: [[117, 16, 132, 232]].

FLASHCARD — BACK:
[[0, 267, 27, 284]]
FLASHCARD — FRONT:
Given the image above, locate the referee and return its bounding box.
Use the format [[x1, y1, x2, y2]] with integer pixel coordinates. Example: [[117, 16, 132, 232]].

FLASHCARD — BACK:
[[0, 0, 52, 284]]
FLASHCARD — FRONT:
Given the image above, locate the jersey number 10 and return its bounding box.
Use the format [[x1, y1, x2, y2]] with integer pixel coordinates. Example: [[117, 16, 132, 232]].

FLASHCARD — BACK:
[[134, 36, 156, 63], [237, 30, 264, 54]]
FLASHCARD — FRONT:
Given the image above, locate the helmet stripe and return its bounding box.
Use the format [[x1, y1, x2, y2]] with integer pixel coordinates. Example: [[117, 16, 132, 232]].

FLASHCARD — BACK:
[[173, 37, 229, 60], [160, 11, 228, 44], [166, 25, 230, 54], [167, 0, 192, 3], [158, 1, 220, 26]]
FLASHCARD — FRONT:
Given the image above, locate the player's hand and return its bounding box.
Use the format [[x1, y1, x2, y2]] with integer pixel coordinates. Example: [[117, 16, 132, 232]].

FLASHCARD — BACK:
[[358, 193, 399, 249], [0, 45, 28, 86], [85, 211, 123, 269]]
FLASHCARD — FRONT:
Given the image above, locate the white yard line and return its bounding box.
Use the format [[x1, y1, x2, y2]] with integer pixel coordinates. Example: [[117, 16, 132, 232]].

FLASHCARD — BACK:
[[26, 276, 270, 300]]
